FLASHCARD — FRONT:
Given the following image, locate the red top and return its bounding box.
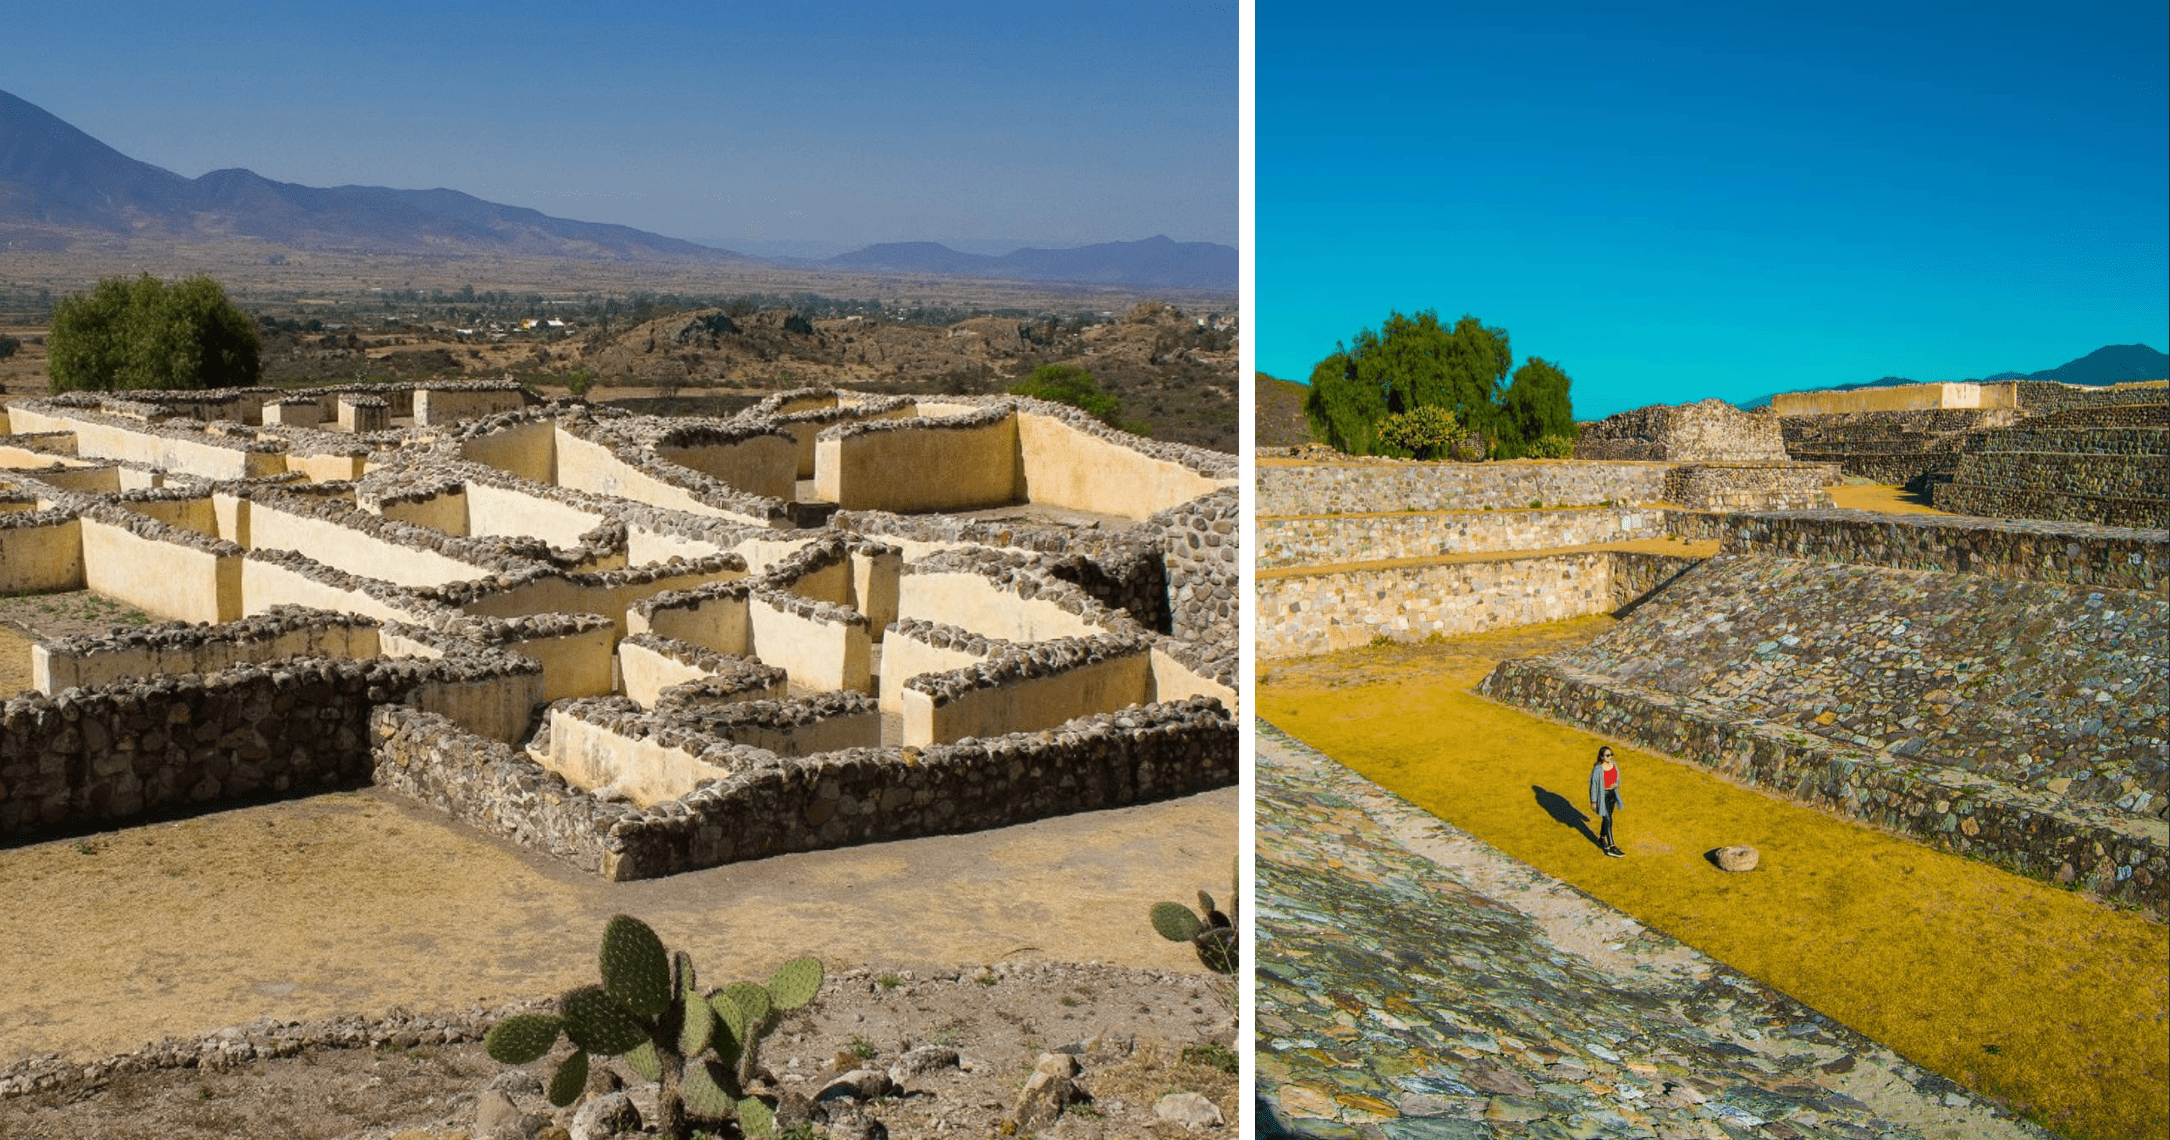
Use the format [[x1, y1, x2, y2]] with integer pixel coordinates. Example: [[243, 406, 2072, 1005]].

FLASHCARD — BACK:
[[1603, 765, 1618, 790]]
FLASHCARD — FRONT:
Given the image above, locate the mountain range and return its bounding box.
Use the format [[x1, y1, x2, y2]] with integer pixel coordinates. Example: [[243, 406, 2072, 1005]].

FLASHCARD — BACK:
[[1736, 344, 2168, 409], [0, 89, 1234, 291]]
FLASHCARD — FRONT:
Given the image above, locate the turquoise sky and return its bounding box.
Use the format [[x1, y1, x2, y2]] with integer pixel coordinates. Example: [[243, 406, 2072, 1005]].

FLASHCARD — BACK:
[[6, 1, 1236, 256], [1257, 0, 2169, 417]]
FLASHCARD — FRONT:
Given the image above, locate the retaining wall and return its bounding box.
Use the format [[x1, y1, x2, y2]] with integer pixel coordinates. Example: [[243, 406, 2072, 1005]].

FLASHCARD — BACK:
[[1259, 460, 1674, 516], [1259, 505, 1669, 570]]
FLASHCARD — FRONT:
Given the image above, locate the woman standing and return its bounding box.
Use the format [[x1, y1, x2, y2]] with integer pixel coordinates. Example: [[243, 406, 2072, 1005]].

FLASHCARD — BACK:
[[1589, 746, 1624, 857]]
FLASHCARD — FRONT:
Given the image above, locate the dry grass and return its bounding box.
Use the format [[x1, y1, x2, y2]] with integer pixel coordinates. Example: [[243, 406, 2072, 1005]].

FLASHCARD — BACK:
[[1825, 482, 1954, 515], [1259, 620, 2169, 1140]]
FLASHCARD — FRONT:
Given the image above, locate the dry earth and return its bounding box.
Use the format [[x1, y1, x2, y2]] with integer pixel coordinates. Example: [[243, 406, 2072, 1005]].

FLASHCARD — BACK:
[[0, 782, 1239, 1138]]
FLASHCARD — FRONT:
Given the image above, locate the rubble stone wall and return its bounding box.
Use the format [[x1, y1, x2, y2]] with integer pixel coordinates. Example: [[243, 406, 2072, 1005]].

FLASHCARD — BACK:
[[1259, 504, 1668, 570], [1259, 460, 1672, 516]]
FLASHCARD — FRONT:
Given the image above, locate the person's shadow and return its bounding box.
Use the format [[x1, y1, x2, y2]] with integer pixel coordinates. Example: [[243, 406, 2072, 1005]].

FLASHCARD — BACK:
[[1533, 785, 1606, 851]]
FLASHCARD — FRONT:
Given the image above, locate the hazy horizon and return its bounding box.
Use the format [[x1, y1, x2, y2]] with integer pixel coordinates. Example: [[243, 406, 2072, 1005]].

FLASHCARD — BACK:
[[5, 2, 1236, 253]]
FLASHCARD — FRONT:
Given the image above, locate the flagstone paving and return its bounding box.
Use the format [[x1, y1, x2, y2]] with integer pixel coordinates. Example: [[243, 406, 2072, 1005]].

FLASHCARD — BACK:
[[1253, 723, 2055, 1140]]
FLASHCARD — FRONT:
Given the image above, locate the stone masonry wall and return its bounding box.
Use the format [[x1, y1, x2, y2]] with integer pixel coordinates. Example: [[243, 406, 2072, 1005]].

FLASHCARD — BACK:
[[1258, 551, 1619, 659], [1574, 399, 1787, 462], [373, 697, 1235, 880], [1661, 463, 1839, 511], [1259, 461, 1673, 516], [1704, 510, 2166, 590], [1935, 425, 2168, 530], [1258, 505, 1669, 570]]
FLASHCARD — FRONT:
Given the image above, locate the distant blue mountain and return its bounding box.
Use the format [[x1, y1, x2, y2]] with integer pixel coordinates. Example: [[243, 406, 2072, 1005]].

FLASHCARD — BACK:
[[1736, 344, 2167, 409]]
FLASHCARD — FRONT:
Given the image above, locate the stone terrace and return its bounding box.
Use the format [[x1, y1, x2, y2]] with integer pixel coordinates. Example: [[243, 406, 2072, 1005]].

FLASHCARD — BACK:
[[1255, 455, 1829, 660]]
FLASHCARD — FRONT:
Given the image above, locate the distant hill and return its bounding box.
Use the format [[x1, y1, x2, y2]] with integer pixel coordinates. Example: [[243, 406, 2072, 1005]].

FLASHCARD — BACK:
[[1255, 372, 1315, 448], [815, 235, 1236, 291], [0, 89, 747, 262], [1, 89, 1231, 290], [1736, 345, 2168, 409]]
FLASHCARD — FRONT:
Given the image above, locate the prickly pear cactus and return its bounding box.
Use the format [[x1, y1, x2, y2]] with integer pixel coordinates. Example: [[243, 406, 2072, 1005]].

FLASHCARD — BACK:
[[481, 914, 827, 1140], [1150, 889, 1238, 974]]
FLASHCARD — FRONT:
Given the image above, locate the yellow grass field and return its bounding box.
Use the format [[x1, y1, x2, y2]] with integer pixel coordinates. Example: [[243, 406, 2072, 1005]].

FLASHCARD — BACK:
[[1259, 619, 2169, 1140]]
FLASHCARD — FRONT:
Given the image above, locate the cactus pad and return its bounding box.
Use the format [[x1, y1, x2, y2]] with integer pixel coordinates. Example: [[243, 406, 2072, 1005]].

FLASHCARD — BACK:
[[681, 1058, 736, 1118], [679, 976, 715, 1056], [483, 1013, 563, 1065], [766, 957, 823, 1009], [625, 1039, 662, 1082], [724, 981, 771, 1025], [599, 914, 672, 1019], [1151, 900, 1204, 942], [548, 1049, 589, 1108], [560, 985, 648, 1056], [709, 988, 749, 1062], [738, 1095, 777, 1136], [1197, 890, 1217, 914]]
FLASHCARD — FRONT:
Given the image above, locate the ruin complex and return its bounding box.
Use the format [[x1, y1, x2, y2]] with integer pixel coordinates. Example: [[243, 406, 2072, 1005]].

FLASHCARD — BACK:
[[1260, 392, 2168, 915], [0, 382, 1238, 879]]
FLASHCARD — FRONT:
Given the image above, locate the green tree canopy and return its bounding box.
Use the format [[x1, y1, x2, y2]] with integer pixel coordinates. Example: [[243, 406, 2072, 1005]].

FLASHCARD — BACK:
[[48, 274, 260, 393], [1302, 350, 1387, 454], [1305, 309, 1574, 460], [1496, 356, 1578, 458]]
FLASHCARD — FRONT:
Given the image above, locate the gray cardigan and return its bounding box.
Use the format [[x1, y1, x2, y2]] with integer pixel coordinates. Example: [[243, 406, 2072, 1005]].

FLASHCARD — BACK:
[[1589, 760, 1622, 817]]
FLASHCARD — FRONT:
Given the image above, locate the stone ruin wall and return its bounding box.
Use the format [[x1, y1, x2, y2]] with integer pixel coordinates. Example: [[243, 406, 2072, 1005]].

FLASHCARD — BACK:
[[1934, 423, 2167, 530], [0, 384, 1239, 876], [1572, 398, 1788, 462], [1776, 379, 2167, 528]]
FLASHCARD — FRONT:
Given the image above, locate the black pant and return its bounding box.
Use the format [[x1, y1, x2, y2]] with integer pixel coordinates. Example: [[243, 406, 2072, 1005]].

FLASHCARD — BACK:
[[1599, 791, 1619, 847]]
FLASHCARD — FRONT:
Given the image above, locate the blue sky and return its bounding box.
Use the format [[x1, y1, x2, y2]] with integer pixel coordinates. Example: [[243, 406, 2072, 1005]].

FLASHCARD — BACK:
[[1258, 0, 2169, 417], [7, 1, 1236, 256]]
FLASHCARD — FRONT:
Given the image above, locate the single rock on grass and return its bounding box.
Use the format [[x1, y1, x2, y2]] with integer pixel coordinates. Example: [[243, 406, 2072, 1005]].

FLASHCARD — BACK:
[[1714, 845, 1760, 872]]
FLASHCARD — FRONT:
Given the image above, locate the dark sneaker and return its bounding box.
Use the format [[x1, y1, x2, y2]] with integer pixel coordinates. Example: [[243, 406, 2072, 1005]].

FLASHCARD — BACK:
[[1605, 846, 1625, 858]]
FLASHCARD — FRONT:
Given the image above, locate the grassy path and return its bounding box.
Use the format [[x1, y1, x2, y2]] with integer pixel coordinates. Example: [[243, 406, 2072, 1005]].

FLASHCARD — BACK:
[[1258, 618, 2167, 1140]]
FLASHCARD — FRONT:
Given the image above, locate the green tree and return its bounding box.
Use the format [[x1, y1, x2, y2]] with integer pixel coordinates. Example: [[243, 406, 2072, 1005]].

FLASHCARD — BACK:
[[48, 274, 260, 392], [1305, 310, 1516, 457], [1302, 350, 1386, 454], [1008, 363, 1147, 434], [1495, 356, 1577, 458]]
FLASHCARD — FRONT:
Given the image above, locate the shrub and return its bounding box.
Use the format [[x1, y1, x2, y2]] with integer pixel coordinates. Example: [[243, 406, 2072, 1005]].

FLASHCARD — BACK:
[[1375, 404, 1461, 460]]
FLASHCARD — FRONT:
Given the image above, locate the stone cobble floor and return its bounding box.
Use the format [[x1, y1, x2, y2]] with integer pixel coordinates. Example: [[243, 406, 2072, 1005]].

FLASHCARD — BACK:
[[1253, 722, 2056, 1140]]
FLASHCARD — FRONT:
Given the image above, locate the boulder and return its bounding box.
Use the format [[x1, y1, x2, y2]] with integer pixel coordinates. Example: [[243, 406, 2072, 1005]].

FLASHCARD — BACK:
[[1156, 1090, 1226, 1131], [1715, 845, 1760, 872]]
